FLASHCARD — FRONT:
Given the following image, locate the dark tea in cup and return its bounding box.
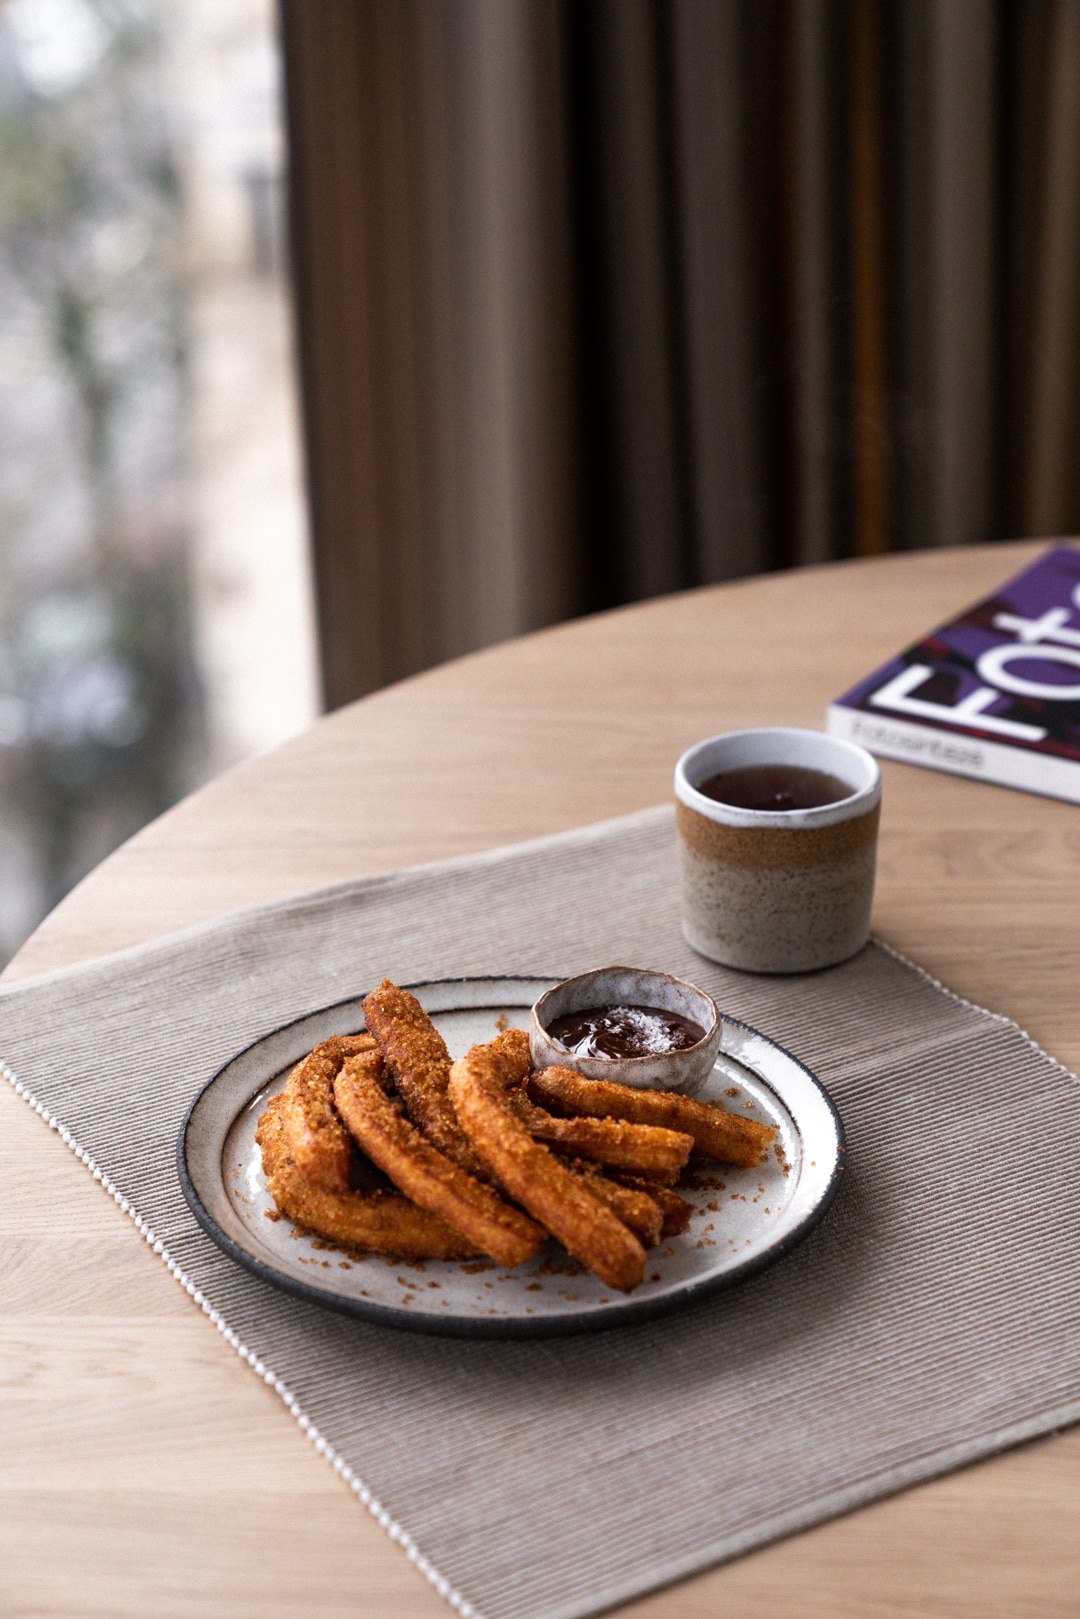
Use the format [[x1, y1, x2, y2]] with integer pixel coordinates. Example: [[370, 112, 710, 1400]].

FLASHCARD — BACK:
[[696, 765, 855, 813]]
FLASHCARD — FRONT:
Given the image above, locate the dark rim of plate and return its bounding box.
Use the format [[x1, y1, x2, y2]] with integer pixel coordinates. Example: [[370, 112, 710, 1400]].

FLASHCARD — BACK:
[[176, 975, 846, 1340]]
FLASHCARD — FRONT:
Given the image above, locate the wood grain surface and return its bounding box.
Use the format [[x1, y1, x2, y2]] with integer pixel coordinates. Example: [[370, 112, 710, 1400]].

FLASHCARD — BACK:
[[3, 541, 1079, 1617]]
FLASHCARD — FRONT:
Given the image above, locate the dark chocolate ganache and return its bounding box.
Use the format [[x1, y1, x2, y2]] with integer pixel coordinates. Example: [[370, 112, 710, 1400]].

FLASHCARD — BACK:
[[547, 1003, 705, 1059]]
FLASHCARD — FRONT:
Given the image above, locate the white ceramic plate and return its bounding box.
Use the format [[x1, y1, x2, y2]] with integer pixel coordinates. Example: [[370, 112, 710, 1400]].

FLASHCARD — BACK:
[[178, 977, 844, 1337]]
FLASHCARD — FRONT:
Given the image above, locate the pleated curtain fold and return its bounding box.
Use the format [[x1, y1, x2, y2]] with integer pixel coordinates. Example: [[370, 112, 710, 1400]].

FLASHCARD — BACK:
[[281, 0, 1080, 710]]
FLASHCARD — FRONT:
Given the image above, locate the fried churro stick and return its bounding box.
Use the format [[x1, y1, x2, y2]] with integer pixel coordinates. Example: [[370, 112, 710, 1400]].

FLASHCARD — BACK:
[[503, 1084, 668, 1242], [612, 1176, 695, 1237], [362, 980, 490, 1178], [505, 1086, 692, 1183], [529, 1066, 776, 1167], [562, 1163, 664, 1247], [255, 1095, 478, 1260], [448, 1029, 647, 1292], [280, 1033, 375, 1191], [334, 1048, 546, 1269]]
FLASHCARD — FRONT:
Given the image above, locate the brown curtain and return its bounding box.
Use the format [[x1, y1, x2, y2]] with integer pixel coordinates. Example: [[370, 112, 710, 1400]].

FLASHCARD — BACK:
[[281, 0, 1080, 711]]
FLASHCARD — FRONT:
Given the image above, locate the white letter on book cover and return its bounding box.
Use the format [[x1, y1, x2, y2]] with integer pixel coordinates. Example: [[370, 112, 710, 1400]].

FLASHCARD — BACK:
[[868, 664, 1047, 740], [977, 643, 1080, 701], [991, 606, 1080, 647]]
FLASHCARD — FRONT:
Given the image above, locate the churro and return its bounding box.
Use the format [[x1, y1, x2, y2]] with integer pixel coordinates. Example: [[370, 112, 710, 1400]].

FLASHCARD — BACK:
[[334, 1046, 546, 1268], [279, 1033, 375, 1191], [506, 1085, 693, 1182], [362, 980, 490, 1177], [612, 1176, 695, 1237], [529, 1065, 776, 1166], [561, 1163, 664, 1247], [448, 1029, 647, 1292], [255, 1094, 479, 1260]]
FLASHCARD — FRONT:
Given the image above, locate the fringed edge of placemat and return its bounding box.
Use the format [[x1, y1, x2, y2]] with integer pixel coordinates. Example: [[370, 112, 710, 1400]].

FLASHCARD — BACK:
[[0, 1052, 489, 1619], [874, 936, 1080, 1092]]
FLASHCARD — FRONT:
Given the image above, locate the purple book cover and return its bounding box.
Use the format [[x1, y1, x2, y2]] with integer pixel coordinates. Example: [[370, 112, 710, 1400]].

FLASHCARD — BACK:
[[826, 545, 1080, 801]]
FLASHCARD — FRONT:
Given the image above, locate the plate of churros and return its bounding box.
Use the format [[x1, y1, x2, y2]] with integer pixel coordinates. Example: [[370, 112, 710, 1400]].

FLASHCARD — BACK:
[[178, 975, 844, 1337]]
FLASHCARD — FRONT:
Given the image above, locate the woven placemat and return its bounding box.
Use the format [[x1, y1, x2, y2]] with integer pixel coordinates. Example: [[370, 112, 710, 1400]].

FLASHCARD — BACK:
[[3, 806, 1079, 1619]]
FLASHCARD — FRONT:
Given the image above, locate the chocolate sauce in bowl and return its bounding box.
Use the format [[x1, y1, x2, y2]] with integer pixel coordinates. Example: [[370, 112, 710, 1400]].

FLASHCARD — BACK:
[[547, 1004, 706, 1060]]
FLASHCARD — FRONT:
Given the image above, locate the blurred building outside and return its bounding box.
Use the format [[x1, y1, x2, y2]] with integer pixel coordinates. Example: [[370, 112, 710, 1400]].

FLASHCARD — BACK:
[[167, 0, 319, 774], [0, 0, 318, 967]]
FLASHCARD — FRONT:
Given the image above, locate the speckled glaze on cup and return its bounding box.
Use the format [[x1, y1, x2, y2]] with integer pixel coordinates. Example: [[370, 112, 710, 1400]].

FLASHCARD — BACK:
[[530, 966, 722, 1095], [674, 728, 881, 974]]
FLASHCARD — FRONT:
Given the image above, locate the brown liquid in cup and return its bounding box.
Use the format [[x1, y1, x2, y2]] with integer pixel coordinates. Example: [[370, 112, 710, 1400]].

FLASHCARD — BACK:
[[696, 764, 855, 812]]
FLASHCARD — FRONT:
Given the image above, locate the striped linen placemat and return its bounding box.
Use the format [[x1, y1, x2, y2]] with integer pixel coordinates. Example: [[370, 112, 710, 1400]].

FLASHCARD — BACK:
[[2, 805, 1079, 1619]]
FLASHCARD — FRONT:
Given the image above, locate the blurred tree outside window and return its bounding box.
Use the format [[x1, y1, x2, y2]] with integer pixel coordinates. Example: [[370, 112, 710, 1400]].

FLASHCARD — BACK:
[[0, 0, 318, 967]]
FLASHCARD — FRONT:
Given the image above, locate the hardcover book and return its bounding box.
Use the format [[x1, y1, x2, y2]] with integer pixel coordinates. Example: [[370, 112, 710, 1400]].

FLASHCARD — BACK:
[[826, 544, 1080, 802]]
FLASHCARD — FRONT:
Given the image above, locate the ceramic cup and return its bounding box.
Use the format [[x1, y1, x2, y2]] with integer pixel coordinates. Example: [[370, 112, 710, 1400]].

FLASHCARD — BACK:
[[674, 727, 881, 974]]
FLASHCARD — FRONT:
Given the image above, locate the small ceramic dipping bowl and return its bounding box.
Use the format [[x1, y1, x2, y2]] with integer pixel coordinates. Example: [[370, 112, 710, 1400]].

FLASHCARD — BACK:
[[529, 965, 722, 1096]]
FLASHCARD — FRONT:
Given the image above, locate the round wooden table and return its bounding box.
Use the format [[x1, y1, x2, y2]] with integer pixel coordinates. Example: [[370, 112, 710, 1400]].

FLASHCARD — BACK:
[[3, 540, 1077, 1617]]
